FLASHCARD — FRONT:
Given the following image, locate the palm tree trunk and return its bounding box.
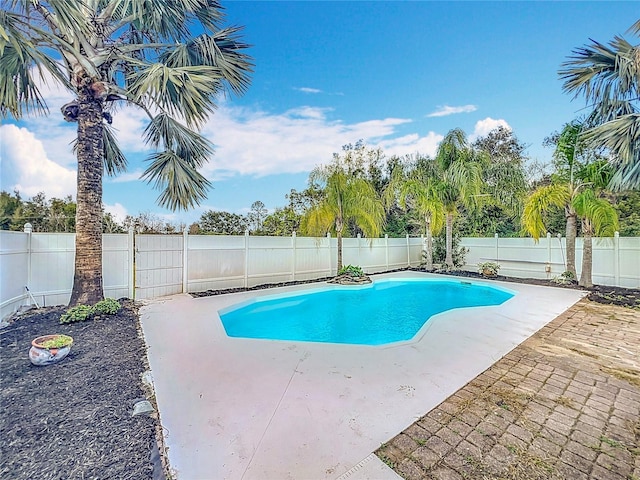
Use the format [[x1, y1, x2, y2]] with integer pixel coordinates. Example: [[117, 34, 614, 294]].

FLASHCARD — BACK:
[[565, 210, 577, 278], [336, 231, 343, 272], [424, 214, 433, 270], [336, 216, 344, 273], [69, 88, 105, 306], [579, 224, 593, 288], [445, 212, 454, 268]]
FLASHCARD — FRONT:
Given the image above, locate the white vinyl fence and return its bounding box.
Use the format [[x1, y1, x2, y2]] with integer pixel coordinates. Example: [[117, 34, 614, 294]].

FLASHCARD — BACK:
[[460, 233, 639, 289], [1, 228, 638, 319]]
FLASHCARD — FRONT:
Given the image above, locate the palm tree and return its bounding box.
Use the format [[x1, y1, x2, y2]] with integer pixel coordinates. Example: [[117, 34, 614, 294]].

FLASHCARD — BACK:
[[559, 19, 640, 190], [302, 160, 385, 272], [523, 122, 583, 278], [573, 162, 619, 288], [523, 123, 619, 286], [384, 156, 444, 270], [434, 129, 483, 268], [0, 1, 252, 305]]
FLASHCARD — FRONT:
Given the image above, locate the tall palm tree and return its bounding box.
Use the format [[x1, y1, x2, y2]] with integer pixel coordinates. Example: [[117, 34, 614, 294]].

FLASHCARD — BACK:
[[523, 122, 583, 277], [559, 19, 640, 190], [522, 121, 584, 278], [435, 129, 483, 268], [384, 156, 444, 270], [523, 123, 619, 285], [574, 162, 619, 288], [302, 160, 385, 272], [0, 1, 252, 305]]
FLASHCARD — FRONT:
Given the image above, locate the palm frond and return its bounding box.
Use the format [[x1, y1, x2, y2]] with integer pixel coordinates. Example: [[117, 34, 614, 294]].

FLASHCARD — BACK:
[[0, 10, 70, 118], [141, 151, 211, 211], [522, 184, 570, 240], [443, 158, 481, 207], [343, 178, 385, 238], [572, 190, 619, 236], [435, 128, 468, 171], [559, 36, 638, 106], [160, 29, 253, 96], [583, 113, 640, 189], [610, 156, 640, 191], [301, 203, 336, 236], [143, 112, 213, 168], [103, 125, 128, 176], [128, 63, 223, 128]]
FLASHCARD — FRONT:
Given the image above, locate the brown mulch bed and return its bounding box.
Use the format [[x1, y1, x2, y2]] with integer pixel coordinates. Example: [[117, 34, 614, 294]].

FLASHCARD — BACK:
[[0, 300, 162, 480]]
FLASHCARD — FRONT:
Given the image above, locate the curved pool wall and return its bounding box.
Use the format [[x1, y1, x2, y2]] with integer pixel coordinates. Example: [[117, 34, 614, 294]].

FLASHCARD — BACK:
[[218, 278, 516, 345]]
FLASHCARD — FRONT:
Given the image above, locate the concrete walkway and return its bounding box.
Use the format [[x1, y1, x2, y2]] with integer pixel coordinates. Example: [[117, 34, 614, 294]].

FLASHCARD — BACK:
[[377, 299, 640, 480], [139, 272, 585, 480]]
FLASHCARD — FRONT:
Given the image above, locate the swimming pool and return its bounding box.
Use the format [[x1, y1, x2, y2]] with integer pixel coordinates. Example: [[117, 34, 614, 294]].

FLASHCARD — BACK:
[[218, 278, 515, 345]]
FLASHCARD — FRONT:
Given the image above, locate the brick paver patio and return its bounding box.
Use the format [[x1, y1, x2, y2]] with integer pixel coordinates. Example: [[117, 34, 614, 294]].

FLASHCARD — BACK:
[[377, 299, 640, 480]]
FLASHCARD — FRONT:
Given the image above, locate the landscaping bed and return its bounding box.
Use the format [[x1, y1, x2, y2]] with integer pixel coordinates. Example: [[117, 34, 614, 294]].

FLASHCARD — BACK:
[[0, 300, 162, 480]]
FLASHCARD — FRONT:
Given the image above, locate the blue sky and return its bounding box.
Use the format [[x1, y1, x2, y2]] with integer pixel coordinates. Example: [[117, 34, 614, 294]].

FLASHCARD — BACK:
[[1, 1, 638, 227]]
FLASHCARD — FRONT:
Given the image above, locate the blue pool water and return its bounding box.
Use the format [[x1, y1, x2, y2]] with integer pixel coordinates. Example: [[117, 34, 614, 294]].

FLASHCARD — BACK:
[[219, 279, 515, 345]]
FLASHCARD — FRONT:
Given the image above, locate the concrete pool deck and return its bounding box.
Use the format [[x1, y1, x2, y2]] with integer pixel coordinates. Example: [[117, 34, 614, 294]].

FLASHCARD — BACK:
[[139, 271, 586, 479]]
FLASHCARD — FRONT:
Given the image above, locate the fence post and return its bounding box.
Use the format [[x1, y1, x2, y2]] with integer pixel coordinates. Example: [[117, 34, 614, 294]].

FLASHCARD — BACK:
[[244, 230, 249, 288], [546, 232, 552, 277], [24, 223, 32, 304], [494, 233, 499, 262], [182, 227, 188, 294], [385, 234, 389, 271], [128, 226, 135, 299], [291, 231, 297, 282], [327, 232, 332, 277], [614, 231, 620, 286], [406, 234, 410, 267]]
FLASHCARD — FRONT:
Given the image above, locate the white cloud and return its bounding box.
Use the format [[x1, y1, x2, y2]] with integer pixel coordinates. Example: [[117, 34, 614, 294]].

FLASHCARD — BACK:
[[104, 202, 128, 223], [378, 131, 444, 158], [296, 87, 322, 94], [470, 117, 511, 141], [200, 105, 418, 177], [427, 104, 478, 117], [0, 124, 76, 198]]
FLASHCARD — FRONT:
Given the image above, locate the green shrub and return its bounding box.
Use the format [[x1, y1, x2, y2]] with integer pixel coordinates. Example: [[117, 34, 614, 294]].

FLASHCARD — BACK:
[[59, 298, 121, 324], [60, 305, 93, 324], [478, 261, 501, 277], [93, 298, 121, 315], [338, 265, 365, 277]]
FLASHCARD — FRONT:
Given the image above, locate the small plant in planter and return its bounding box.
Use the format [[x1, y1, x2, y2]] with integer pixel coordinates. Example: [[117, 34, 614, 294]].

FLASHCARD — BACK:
[[337, 265, 365, 278], [552, 270, 576, 285], [478, 261, 501, 277], [29, 334, 74, 366], [330, 265, 372, 285]]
